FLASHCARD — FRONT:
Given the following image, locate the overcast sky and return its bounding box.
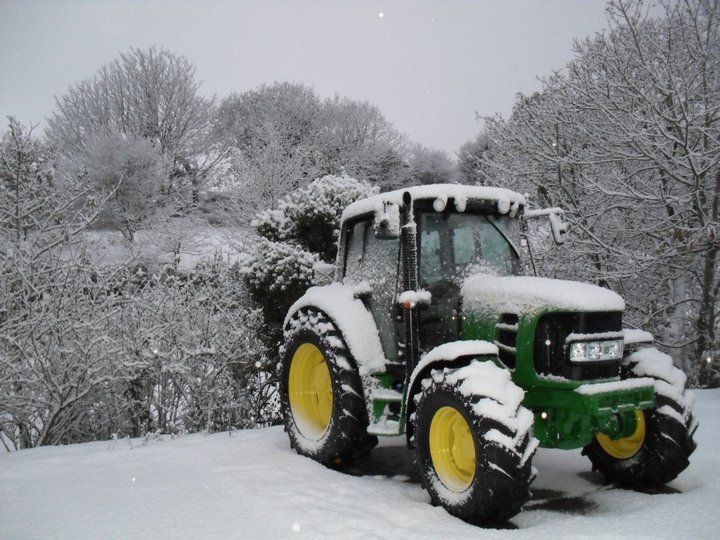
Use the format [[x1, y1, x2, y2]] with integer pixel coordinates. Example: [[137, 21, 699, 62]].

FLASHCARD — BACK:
[[0, 0, 610, 155]]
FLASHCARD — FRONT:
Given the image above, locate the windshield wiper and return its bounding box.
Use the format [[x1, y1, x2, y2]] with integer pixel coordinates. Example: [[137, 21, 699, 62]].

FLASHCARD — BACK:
[[482, 215, 521, 258]]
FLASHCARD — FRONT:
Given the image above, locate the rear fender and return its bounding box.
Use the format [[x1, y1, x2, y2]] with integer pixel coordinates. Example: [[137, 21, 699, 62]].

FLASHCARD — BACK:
[[284, 282, 387, 377], [284, 283, 388, 424]]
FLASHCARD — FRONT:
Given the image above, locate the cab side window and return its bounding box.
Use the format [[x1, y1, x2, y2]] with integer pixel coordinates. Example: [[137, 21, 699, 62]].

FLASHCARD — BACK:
[[344, 220, 366, 279], [342, 217, 400, 361]]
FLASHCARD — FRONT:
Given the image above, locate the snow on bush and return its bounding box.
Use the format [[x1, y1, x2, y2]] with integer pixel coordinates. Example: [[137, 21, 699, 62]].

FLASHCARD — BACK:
[[1, 120, 274, 449], [240, 239, 319, 298], [252, 173, 378, 262], [0, 255, 271, 449], [241, 173, 376, 353]]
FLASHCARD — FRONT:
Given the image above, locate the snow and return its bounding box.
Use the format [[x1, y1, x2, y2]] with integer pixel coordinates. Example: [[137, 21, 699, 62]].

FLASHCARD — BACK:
[[565, 331, 624, 343], [574, 377, 654, 396], [370, 388, 403, 401], [523, 207, 565, 219], [462, 274, 626, 314], [284, 282, 386, 375], [624, 347, 693, 421], [446, 361, 524, 412], [409, 341, 498, 394], [474, 399, 535, 447], [373, 200, 401, 237], [2, 389, 717, 538], [538, 373, 571, 383], [341, 184, 526, 222], [623, 329, 655, 345], [420, 340, 499, 364], [626, 348, 687, 388], [397, 289, 432, 306], [351, 280, 373, 297], [547, 212, 569, 243]]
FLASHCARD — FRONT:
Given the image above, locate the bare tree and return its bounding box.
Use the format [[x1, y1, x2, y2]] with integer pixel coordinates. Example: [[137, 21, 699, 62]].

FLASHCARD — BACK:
[[406, 143, 456, 186], [475, 0, 719, 384], [457, 129, 495, 184], [213, 83, 409, 219], [46, 46, 222, 203], [0, 117, 54, 245], [317, 95, 408, 189], [0, 119, 123, 448], [58, 132, 168, 242]]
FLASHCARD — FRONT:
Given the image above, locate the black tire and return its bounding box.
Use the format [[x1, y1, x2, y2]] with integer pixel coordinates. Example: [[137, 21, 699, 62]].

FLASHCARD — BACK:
[[281, 307, 377, 467], [583, 346, 697, 487], [413, 360, 537, 524]]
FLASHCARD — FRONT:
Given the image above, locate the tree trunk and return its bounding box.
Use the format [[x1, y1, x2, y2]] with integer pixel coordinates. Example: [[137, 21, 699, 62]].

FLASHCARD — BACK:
[[697, 171, 720, 387]]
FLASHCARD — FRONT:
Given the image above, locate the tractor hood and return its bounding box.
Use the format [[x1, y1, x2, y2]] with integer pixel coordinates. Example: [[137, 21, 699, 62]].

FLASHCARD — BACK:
[[460, 274, 625, 316]]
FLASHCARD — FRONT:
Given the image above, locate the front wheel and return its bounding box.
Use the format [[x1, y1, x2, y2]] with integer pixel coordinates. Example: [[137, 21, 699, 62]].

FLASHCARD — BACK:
[[413, 360, 537, 524], [583, 347, 697, 487]]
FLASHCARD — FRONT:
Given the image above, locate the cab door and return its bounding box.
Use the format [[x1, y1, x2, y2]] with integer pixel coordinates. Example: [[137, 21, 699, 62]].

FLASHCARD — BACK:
[[417, 211, 463, 353], [342, 218, 400, 363]]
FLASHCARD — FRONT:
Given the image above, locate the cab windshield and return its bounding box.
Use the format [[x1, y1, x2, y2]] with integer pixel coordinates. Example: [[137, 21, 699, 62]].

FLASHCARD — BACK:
[[419, 211, 522, 285]]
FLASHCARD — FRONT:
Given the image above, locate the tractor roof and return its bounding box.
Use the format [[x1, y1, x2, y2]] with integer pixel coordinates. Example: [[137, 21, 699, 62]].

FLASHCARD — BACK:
[[341, 183, 526, 222]]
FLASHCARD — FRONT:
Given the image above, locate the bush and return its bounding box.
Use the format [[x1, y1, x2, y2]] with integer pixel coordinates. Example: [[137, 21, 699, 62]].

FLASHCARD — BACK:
[[240, 173, 376, 354], [252, 173, 377, 261], [0, 255, 273, 449]]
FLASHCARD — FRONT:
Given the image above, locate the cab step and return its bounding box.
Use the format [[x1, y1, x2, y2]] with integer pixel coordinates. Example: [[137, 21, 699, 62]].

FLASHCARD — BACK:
[[370, 388, 403, 402], [367, 419, 401, 436]]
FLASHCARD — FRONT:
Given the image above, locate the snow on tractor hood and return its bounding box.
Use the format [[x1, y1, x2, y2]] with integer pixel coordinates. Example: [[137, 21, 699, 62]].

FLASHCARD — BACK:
[[461, 274, 625, 316]]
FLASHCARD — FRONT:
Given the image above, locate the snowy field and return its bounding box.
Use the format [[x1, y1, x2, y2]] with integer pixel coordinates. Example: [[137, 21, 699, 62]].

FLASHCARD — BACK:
[[1, 390, 718, 539]]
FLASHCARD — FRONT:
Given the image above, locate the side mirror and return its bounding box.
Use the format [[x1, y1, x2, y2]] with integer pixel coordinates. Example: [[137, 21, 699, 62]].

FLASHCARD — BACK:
[[523, 207, 569, 245], [374, 201, 400, 239]]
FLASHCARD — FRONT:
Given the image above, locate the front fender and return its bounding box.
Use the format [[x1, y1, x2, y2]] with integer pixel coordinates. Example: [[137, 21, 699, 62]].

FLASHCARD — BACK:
[[405, 340, 499, 446]]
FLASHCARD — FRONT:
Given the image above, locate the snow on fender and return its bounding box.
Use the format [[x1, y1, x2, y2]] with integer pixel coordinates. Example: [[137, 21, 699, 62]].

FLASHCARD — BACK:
[[284, 282, 387, 376], [408, 340, 499, 394]]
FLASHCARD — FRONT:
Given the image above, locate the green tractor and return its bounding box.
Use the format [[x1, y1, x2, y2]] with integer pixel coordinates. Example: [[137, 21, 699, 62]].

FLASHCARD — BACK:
[[280, 185, 697, 523]]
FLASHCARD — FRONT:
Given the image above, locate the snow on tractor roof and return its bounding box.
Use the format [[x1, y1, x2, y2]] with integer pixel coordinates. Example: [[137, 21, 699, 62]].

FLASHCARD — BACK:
[[341, 183, 526, 222]]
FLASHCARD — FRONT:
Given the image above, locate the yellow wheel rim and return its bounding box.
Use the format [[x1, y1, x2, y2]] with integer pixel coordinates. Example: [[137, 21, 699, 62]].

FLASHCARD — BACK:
[[596, 410, 647, 459], [429, 406, 476, 492], [288, 343, 333, 440]]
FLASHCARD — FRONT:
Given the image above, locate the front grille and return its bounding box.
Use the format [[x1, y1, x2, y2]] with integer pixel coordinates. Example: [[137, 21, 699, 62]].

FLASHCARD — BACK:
[[495, 313, 519, 369], [534, 312, 622, 381]]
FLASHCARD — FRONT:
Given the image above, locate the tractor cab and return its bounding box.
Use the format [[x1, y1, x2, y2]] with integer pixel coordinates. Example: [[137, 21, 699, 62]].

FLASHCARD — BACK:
[[337, 185, 529, 365]]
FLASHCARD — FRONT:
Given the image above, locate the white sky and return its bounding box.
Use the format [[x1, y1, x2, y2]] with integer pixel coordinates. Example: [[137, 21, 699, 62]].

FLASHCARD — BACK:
[[0, 0, 610, 155]]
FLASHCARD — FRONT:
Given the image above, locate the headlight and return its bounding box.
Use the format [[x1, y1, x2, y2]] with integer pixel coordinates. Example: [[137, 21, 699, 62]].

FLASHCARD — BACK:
[[568, 340, 624, 362]]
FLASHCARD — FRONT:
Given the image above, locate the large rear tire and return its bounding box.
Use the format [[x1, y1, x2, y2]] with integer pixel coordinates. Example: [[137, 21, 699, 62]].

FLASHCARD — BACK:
[[413, 360, 537, 524], [281, 308, 377, 467], [583, 347, 697, 487]]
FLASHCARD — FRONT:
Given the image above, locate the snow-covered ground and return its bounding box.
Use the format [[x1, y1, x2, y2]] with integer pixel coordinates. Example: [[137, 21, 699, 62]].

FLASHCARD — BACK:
[[1, 390, 718, 539]]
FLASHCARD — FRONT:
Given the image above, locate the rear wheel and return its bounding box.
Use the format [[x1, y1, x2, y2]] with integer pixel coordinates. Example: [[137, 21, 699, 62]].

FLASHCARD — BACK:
[[583, 347, 697, 487], [281, 308, 377, 466], [413, 360, 537, 524], [288, 343, 334, 440]]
